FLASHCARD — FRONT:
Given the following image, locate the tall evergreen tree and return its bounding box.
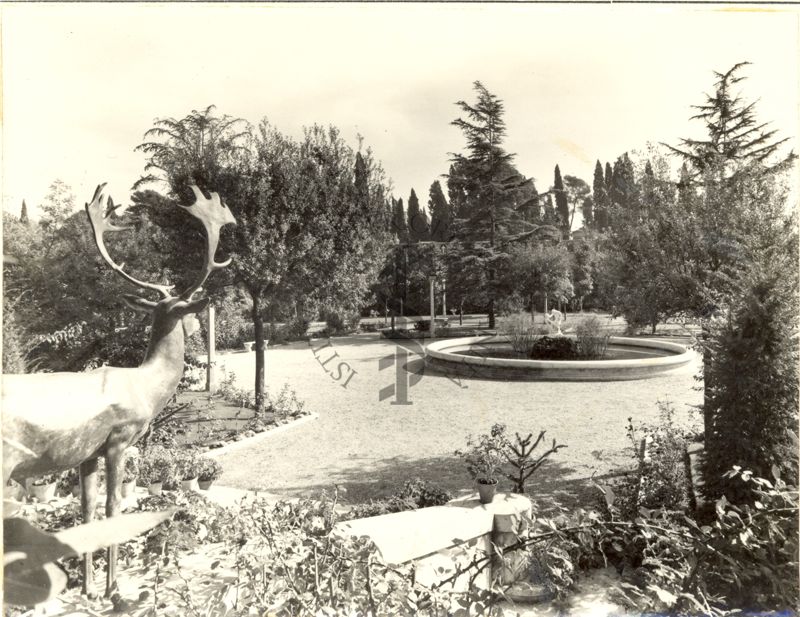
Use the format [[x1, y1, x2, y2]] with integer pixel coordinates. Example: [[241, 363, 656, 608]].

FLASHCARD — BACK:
[[392, 197, 409, 243], [610, 153, 637, 214], [664, 62, 796, 179], [553, 165, 569, 235], [542, 194, 558, 225], [592, 160, 608, 230], [449, 81, 532, 328], [581, 196, 594, 228], [19, 200, 29, 225], [407, 188, 429, 241], [428, 180, 451, 241]]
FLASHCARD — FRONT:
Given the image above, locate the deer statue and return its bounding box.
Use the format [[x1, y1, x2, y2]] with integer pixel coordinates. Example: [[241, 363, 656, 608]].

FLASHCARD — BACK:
[[2, 183, 236, 598]]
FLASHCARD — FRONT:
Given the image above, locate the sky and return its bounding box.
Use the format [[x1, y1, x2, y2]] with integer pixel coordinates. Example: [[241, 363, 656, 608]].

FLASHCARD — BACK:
[[2, 3, 799, 221]]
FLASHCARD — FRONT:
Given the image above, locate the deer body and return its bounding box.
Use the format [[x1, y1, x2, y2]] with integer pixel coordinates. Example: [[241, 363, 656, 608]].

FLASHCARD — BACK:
[[3, 316, 186, 483], [2, 184, 235, 599]]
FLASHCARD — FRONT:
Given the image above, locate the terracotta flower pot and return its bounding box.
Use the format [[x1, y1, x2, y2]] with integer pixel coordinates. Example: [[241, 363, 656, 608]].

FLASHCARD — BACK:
[[198, 479, 214, 491], [30, 482, 57, 503], [181, 477, 199, 492], [121, 480, 136, 497], [477, 480, 498, 504], [148, 482, 163, 496]]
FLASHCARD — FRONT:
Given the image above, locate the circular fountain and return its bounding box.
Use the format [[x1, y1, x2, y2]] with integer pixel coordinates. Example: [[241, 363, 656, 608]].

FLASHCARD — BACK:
[[424, 335, 694, 381]]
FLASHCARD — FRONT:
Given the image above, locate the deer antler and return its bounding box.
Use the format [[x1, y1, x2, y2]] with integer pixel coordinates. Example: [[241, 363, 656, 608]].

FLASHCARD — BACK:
[[178, 185, 236, 300], [85, 183, 174, 299]]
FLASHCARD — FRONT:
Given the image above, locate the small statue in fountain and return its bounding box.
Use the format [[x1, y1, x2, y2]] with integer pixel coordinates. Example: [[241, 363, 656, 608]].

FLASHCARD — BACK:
[[546, 308, 564, 336]]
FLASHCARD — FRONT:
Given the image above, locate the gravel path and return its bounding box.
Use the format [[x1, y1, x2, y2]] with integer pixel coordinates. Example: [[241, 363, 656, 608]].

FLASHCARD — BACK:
[[213, 333, 703, 508]]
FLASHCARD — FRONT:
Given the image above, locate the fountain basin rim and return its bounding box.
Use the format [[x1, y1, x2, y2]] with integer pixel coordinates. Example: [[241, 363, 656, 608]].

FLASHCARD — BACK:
[[425, 335, 693, 370]]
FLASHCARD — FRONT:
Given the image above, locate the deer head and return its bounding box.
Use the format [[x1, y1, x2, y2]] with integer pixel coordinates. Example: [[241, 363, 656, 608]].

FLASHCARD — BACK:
[[85, 183, 236, 340]]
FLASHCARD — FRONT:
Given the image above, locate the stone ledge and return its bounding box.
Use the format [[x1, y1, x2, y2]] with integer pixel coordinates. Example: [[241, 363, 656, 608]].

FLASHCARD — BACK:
[[334, 505, 493, 564]]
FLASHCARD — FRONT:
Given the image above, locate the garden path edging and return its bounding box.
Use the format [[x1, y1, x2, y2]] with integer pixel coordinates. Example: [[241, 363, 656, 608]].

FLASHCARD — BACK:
[[205, 413, 319, 458]]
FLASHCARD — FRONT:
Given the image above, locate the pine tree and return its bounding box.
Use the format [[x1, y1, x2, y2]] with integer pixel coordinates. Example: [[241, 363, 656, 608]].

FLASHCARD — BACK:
[[553, 165, 569, 235], [664, 62, 796, 179], [19, 200, 29, 224], [449, 81, 533, 328], [428, 180, 451, 242]]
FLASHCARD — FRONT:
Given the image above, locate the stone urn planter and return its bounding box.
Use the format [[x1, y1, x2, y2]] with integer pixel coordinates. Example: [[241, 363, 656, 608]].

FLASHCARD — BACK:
[[121, 479, 137, 498], [181, 477, 199, 492], [477, 480, 498, 504], [30, 481, 57, 502], [198, 479, 214, 491]]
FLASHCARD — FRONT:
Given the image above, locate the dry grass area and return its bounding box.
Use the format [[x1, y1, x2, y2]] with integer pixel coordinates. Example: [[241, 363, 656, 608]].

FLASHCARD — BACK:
[[213, 324, 703, 510]]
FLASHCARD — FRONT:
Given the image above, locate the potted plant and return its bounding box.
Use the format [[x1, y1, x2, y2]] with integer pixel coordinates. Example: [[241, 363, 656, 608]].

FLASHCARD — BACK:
[[121, 448, 139, 497], [29, 473, 59, 502], [177, 450, 200, 492], [56, 468, 81, 498], [138, 446, 175, 496], [197, 457, 223, 490], [455, 425, 508, 504]]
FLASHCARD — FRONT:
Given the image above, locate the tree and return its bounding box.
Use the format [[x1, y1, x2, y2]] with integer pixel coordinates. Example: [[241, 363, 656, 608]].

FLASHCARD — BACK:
[[663, 62, 796, 180], [392, 198, 409, 243], [509, 243, 573, 319], [580, 196, 594, 229], [609, 153, 637, 217], [570, 239, 594, 312], [703, 238, 799, 501], [592, 161, 608, 230], [553, 165, 569, 235], [563, 175, 590, 232], [406, 189, 429, 242], [428, 180, 452, 242], [136, 110, 392, 410], [449, 81, 534, 329], [19, 200, 29, 224]]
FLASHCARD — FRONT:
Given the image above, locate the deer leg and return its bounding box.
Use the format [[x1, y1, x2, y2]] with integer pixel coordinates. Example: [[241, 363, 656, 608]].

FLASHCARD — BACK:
[[79, 457, 99, 598], [104, 444, 125, 598]]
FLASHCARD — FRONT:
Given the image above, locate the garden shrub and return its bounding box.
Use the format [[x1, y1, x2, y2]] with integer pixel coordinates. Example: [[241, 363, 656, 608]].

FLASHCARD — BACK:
[[346, 478, 452, 520], [529, 336, 579, 360], [499, 312, 536, 356], [286, 315, 310, 339], [574, 315, 610, 359], [703, 260, 799, 502], [324, 310, 361, 335]]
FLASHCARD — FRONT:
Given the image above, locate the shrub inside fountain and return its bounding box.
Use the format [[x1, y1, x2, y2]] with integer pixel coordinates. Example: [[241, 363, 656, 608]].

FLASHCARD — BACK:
[[528, 336, 580, 360]]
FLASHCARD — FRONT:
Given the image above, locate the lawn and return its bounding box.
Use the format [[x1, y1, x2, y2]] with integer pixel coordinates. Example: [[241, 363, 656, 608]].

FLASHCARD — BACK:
[[207, 316, 704, 510]]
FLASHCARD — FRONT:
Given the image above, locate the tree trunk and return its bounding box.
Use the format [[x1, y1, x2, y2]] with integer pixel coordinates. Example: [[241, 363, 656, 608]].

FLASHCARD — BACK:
[[459, 301, 464, 326], [544, 296, 548, 322], [651, 321, 657, 335], [251, 291, 266, 413]]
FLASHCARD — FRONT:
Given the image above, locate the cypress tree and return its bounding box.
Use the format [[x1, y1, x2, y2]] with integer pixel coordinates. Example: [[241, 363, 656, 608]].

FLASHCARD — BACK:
[[542, 194, 557, 225], [581, 195, 594, 228], [592, 160, 607, 230], [392, 197, 409, 243], [19, 200, 29, 224], [407, 189, 429, 241], [428, 180, 451, 242], [553, 165, 569, 234]]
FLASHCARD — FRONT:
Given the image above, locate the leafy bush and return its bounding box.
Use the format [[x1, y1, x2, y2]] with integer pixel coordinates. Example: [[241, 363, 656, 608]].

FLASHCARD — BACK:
[[703, 260, 799, 502], [137, 445, 179, 488], [574, 315, 611, 359], [196, 457, 223, 482], [324, 310, 361, 335], [286, 316, 310, 339], [499, 312, 537, 355], [455, 424, 507, 484], [529, 336, 579, 360], [123, 448, 140, 483], [346, 478, 452, 519]]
